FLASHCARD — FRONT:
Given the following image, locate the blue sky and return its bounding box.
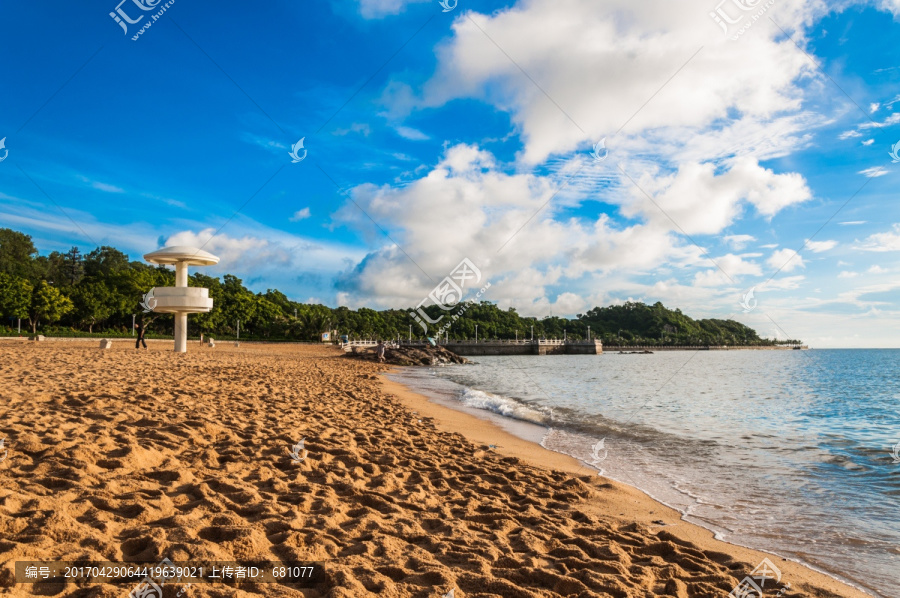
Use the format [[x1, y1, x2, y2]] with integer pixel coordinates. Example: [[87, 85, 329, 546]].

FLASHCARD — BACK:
[[1, 0, 899, 346]]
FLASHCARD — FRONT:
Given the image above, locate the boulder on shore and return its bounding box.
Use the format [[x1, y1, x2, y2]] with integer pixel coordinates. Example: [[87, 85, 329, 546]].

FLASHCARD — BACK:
[[345, 344, 470, 366]]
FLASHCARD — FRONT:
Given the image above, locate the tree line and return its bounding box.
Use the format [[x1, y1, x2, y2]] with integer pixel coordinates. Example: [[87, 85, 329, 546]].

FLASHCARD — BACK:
[[0, 228, 800, 345]]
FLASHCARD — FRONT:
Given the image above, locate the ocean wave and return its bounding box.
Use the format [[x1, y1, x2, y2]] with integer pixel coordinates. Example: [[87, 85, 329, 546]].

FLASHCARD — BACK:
[[456, 387, 550, 426]]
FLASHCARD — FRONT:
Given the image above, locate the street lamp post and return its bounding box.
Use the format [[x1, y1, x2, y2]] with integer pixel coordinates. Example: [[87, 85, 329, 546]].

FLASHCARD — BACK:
[[587, 325, 590, 341], [409, 324, 412, 342], [132, 314, 135, 337], [475, 324, 478, 343]]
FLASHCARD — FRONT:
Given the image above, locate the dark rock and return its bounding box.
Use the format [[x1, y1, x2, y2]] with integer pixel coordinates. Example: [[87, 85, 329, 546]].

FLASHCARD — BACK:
[[344, 344, 471, 366]]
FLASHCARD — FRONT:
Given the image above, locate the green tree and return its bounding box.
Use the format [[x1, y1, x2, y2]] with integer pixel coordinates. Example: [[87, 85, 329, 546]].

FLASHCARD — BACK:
[[0, 228, 38, 281], [0, 273, 33, 322], [83, 246, 130, 278], [69, 281, 113, 333], [28, 282, 73, 334]]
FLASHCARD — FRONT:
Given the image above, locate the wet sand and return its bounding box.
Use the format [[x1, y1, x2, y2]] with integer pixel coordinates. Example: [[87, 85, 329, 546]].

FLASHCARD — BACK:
[[0, 341, 867, 597]]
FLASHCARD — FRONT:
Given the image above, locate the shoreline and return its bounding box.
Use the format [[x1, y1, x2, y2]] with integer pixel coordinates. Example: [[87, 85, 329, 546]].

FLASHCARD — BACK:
[[380, 370, 873, 598], [0, 342, 876, 597]]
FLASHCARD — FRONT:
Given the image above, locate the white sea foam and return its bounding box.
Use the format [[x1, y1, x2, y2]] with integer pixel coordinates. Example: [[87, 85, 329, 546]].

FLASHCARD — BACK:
[[457, 387, 548, 425]]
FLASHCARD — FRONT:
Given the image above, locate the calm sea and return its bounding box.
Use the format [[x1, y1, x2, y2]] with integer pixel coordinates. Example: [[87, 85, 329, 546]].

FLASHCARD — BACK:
[[390, 350, 900, 597]]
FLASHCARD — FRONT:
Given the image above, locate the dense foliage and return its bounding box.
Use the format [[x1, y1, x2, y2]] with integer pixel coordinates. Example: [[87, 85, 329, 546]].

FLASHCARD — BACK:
[[0, 228, 800, 345]]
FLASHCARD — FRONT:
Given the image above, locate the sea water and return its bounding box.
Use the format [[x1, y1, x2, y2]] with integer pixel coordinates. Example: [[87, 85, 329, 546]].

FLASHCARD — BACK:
[[389, 350, 900, 597]]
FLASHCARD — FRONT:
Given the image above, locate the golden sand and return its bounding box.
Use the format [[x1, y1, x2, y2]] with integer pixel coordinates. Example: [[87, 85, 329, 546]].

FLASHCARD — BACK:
[[0, 341, 866, 597]]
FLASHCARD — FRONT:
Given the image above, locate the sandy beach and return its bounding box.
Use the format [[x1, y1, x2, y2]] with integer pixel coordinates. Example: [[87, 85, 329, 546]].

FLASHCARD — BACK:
[[0, 341, 867, 597]]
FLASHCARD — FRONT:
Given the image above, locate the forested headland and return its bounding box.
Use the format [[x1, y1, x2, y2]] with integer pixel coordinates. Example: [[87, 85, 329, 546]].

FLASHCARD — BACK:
[[0, 228, 801, 346]]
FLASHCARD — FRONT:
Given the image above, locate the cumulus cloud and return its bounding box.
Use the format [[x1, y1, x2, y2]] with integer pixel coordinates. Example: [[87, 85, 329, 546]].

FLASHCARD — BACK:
[[290, 207, 311, 222], [164, 229, 293, 270], [622, 158, 811, 234], [408, 0, 821, 165], [723, 234, 756, 250], [767, 248, 805, 272], [160, 225, 366, 301], [693, 253, 763, 286], [332, 144, 714, 309], [855, 224, 900, 252]]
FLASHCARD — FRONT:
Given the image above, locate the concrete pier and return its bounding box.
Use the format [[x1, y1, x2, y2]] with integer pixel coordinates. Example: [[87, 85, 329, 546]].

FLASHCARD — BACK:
[[343, 339, 603, 356]]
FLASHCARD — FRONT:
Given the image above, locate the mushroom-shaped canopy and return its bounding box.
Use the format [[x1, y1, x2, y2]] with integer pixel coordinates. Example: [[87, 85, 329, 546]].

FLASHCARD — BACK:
[[143, 246, 219, 266]]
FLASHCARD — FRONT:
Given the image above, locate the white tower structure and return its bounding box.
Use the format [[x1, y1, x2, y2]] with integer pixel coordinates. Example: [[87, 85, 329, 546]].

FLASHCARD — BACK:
[[143, 246, 219, 353]]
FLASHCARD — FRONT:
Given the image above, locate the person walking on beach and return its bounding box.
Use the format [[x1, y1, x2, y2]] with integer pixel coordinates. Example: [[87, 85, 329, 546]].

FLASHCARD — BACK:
[[376, 340, 386, 363], [135, 318, 153, 350]]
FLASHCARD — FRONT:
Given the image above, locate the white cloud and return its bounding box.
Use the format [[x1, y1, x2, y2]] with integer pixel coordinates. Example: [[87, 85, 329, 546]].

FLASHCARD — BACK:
[[290, 207, 311, 222], [356, 0, 427, 18], [868, 265, 887, 274], [723, 234, 756, 250], [838, 221, 866, 225], [839, 130, 863, 139], [767, 248, 804, 272], [862, 138, 874, 146], [855, 224, 900, 252], [859, 112, 900, 129], [91, 181, 124, 193], [858, 166, 889, 178], [332, 143, 715, 310], [805, 239, 837, 253], [870, 102, 880, 113], [838, 271, 859, 278], [395, 126, 430, 141], [333, 123, 371, 136], [78, 175, 124, 193], [760, 275, 805, 290], [411, 0, 821, 166], [242, 133, 287, 151], [622, 158, 811, 234], [693, 253, 763, 287]]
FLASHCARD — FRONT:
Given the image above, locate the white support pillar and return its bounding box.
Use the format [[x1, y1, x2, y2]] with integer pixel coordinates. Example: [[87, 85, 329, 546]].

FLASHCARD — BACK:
[[175, 262, 188, 287], [175, 312, 188, 353]]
